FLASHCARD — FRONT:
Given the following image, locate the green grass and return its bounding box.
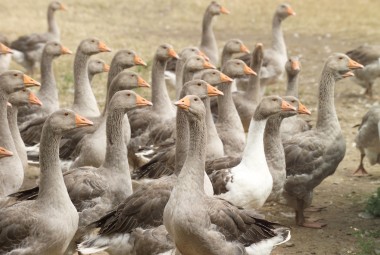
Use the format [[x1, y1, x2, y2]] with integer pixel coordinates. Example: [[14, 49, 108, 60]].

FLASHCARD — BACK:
[[353, 228, 380, 255], [365, 187, 380, 217]]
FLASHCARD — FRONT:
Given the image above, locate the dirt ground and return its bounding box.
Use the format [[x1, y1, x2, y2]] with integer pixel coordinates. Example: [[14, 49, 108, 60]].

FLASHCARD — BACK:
[[3, 0, 380, 254]]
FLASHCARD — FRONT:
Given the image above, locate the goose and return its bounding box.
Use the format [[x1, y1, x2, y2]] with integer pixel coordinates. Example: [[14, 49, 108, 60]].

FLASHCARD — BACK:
[[8, 89, 43, 170], [11, 1, 67, 75], [59, 49, 147, 161], [280, 56, 312, 139], [200, 1, 230, 65], [282, 53, 363, 228], [163, 95, 291, 255], [0, 42, 12, 73], [221, 39, 250, 67], [237, 3, 295, 90], [133, 71, 232, 180], [233, 43, 264, 132], [210, 96, 296, 208], [88, 58, 110, 83], [216, 59, 256, 157], [77, 80, 224, 255], [0, 109, 93, 254], [0, 71, 40, 197], [346, 45, 380, 97], [0, 146, 13, 158], [265, 96, 310, 202], [353, 106, 380, 176]]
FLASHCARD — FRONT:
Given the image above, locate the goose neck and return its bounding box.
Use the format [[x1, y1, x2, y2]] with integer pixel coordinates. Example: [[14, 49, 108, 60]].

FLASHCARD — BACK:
[[104, 62, 127, 114], [246, 64, 262, 103], [0, 94, 16, 150], [47, 8, 59, 39], [175, 59, 186, 99], [217, 82, 238, 123], [200, 11, 216, 50], [205, 97, 219, 143], [152, 56, 174, 116], [285, 73, 299, 98], [316, 70, 339, 129], [242, 118, 267, 167], [271, 15, 286, 56], [174, 107, 189, 175], [264, 114, 284, 174], [39, 51, 58, 110], [220, 49, 233, 67]]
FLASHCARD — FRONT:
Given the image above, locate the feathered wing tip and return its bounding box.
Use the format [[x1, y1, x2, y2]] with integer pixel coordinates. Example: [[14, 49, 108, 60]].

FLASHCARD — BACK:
[[245, 227, 291, 255], [78, 233, 132, 255]]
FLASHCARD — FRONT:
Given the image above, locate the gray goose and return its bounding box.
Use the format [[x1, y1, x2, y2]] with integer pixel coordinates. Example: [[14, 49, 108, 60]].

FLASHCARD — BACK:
[[163, 95, 291, 255], [280, 56, 312, 139], [282, 53, 363, 228], [88, 58, 110, 83], [0, 109, 93, 254], [8, 89, 43, 170], [0, 71, 40, 197], [237, 3, 295, 90], [353, 106, 380, 176], [200, 1, 230, 65], [0, 41, 12, 73], [77, 80, 223, 255], [346, 45, 380, 97], [11, 1, 67, 75]]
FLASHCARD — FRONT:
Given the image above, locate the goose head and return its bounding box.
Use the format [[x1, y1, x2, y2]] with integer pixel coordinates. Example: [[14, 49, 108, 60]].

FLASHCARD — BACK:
[[0, 43, 12, 54], [185, 56, 215, 72], [50, 1, 67, 12], [276, 3, 296, 20], [113, 49, 147, 67], [175, 95, 206, 121], [224, 39, 250, 55], [180, 47, 210, 62], [0, 147, 13, 158], [9, 89, 43, 107], [110, 70, 150, 93], [44, 41, 72, 57], [88, 59, 109, 76], [254, 95, 297, 120], [79, 38, 112, 55], [222, 59, 256, 78], [208, 1, 230, 15], [156, 44, 179, 61], [199, 69, 233, 85], [0, 71, 40, 94], [109, 90, 152, 113], [282, 96, 311, 118], [285, 56, 301, 76], [325, 53, 363, 81], [46, 109, 93, 135], [182, 79, 223, 100]]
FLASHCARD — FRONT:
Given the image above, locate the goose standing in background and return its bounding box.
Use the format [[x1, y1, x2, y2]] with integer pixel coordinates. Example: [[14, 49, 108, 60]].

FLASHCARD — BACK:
[[11, 1, 67, 75], [0, 110, 93, 254], [0, 42, 12, 73], [0, 71, 40, 197], [200, 1, 230, 65], [8, 89, 43, 170], [353, 106, 380, 176], [346, 45, 380, 97], [282, 53, 363, 228], [164, 95, 291, 255], [88, 58, 110, 83]]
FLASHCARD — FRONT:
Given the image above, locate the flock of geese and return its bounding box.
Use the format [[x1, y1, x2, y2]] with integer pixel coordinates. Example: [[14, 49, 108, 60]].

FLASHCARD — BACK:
[[0, 1, 379, 255]]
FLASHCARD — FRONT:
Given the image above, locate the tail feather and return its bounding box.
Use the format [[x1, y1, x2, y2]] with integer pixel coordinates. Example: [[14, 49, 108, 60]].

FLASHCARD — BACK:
[[78, 233, 132, 255]]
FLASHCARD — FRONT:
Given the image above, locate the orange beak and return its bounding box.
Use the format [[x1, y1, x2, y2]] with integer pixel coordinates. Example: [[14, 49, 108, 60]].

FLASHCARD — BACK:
[[23, 74, 41, 87], [347, 58, 364, 70], [168, 48, 179, 59], [298, 102, 311, 115], [134, 55, 147, 67], [244, 65, 257, 75], [220, 6, 230, 14], [103, 63, 110, 72], [98, 41, 112, 52], [281, 100, 297, 111], [29, 92, 43, 106], [287, 6, 296, 16], [0, 147, 13, 158], [75, 114, 94, 127], [203, 61, 216, 69], [291, 60, 300, 71], [174, 96, 191, 110], [136, 94, 153, 106], [342, 71, 355, 78], [240, 44, 250, 54], [0, 43, 12, 54], [207, 84, 224, 97], [60, 3, 68, 11], [198, 51, 210, 62], [220, 73, 233, 83], [137, 76, 151, 88], [61, 45, 72, 55]]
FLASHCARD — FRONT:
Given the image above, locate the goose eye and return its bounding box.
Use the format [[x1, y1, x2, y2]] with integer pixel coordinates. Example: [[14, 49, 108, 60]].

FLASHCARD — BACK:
[[197, 83, 201, 86], [54, 43, 58, 46], [272, 98, 277, 102], [338, 56, 343, 60], [128, 52, 131, 55], [131, 74, 135, 77], [13, 74, 18, 77], [236, 62, 240, 65], [97, 61, 101, 64], [163, 46, 167, 49], [91, 40, 95, 43], [127, 93, 131, 96], [194, 98, 198, 101], [64, 112, 69, 116], [191, 49, 195, 52], [22, 89, 26, 92]]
